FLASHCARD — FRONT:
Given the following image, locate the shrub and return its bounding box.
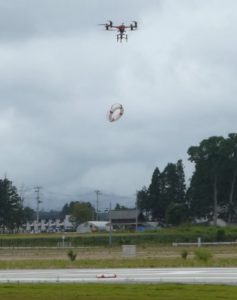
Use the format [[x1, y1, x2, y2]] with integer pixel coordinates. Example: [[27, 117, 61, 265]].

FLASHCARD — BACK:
[[216, 229, 226, 241], [181, 249, 188, 259], [194, 248, 212, 262], [67, 249, 77, 261]]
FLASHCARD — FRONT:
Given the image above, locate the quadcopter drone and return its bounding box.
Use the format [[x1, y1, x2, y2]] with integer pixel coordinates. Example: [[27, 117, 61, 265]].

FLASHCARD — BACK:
[[99, 20, 138, 42]]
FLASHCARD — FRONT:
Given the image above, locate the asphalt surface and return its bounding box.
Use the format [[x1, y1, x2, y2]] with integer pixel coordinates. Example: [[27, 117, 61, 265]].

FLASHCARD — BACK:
[[0, 268, 237, 284]]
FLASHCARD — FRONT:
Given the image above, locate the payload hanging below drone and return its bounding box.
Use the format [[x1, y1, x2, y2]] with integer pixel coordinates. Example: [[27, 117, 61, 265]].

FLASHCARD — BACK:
[[107, 103, 124, 122], [99, 20, 138, 42]]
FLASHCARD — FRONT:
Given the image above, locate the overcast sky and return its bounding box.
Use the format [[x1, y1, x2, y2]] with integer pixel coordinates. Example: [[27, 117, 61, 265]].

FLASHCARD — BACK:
[[0, 0, 237, 211]]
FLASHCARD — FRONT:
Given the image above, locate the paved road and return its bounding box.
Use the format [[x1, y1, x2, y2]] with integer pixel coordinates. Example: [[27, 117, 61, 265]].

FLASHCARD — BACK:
[[0, 268, 237, 284]]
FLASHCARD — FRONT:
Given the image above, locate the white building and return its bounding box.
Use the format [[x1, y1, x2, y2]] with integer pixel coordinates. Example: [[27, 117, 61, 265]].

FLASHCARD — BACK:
[[77, 221, 111, 233], [22, 215, 74, 233]]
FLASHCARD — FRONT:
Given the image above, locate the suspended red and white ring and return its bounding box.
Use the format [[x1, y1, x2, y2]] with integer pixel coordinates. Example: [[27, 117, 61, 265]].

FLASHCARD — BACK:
[[107, 103, 124, 122]]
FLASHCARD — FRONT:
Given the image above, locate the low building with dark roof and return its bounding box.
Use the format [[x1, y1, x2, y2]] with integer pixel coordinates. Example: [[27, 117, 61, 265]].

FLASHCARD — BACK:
[[110, 209, 145, 230]]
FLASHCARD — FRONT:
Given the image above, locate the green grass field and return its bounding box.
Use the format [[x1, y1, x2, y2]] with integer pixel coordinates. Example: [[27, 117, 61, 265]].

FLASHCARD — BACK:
[[1, 243, 237, 269], [1, 225, 237, 247], [0, 283, 237, 300], [1, 229, 237, 299], [1, 256, 237, 269]]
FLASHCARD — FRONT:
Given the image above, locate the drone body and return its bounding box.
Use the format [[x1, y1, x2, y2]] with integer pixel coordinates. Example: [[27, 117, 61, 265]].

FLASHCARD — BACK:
[[99, 20, 138, 42]]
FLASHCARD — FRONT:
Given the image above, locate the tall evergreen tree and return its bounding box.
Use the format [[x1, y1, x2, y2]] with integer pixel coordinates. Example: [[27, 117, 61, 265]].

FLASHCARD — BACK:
[[188, 136, 225, 225], [176, 160, 186, 204], [158, 161, 186, 223], [137, 162, 186, 224], [136, 186, 149, 217], [165, 202, 189, 225], [0, 178, 23, 232], [147, 167, 162, 220], [187, 164, 214, 220], [160, 163, 178, 212], [163, 160, 188, 226], [219, 133, 237, 223]]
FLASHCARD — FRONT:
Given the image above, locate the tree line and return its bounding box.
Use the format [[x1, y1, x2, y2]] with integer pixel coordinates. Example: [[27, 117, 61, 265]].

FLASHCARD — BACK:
[[1, 133, 237, 231], [0, 179, 95, 232], [136, 133, 237, 226]]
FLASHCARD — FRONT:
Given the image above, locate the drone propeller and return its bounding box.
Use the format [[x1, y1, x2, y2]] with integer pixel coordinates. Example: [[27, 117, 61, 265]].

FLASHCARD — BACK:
[[107, 20, 113, 27], [98, 23, 110, 30], [99, 21, 113, 30], [129, 21, 137, 31], [132, 21, 138, 28]]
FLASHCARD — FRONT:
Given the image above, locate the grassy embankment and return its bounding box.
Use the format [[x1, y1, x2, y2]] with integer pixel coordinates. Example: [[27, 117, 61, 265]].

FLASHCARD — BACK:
[[1, 227, 237, 300], [1, 244, 237, 268], [0, 225, 237, 268], [1, 256, 237, 269], [0, 283, 237, 300], [1, 225, 237, 245]]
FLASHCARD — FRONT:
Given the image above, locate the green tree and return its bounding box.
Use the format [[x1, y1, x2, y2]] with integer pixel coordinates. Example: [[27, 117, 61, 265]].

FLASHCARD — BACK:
[[137, 161, 186, 224], [147, 167, 162, 220], [220, 133, 237, 223], [165, 202, 189, 225], [136, 186, 149, 217], [61, 202, 76, 217], [160, 161, 186, 221], [114, 203, 129, 210], [188, 136, 225, 225], [70, 202, 95, 227], [176, 160, 186, 203], [0, 178, 23, 232], [187, 165, 213, 220], [22, 206, 35, 222]]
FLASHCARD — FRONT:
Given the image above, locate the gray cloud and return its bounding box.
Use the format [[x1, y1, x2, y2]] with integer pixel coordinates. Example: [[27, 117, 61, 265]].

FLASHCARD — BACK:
[[0, 0, 237, 210]]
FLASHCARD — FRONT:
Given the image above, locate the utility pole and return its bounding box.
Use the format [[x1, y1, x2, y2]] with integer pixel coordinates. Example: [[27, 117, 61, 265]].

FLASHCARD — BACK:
[[35, 186, 42, 233], [135, 192, 138, 232], [95, 190, 101, 220], [109, 200, 112, 247], [19, 184, 25, 206]]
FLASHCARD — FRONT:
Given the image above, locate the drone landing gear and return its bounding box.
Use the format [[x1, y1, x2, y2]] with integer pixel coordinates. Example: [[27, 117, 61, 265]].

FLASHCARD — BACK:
[[117, 34, 123, 42], [116, 34, 128, 42]]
